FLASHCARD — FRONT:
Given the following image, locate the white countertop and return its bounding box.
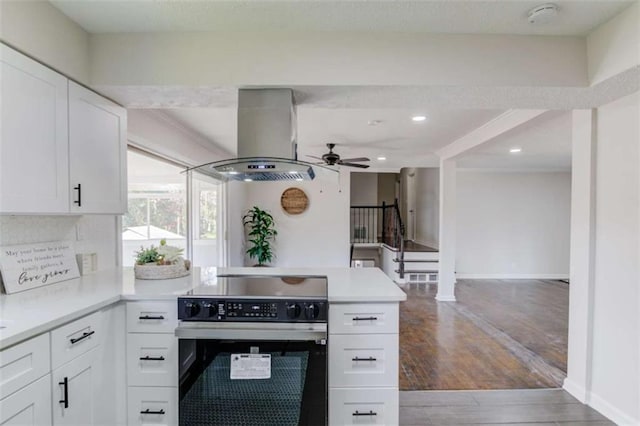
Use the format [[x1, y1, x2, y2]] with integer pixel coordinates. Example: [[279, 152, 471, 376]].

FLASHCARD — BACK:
[[0, 266, 405, 350]]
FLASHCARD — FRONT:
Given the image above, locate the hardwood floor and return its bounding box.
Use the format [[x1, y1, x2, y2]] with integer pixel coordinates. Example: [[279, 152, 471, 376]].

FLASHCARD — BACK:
[[399, 389, 613, 425], [399, 279, 569, 390]]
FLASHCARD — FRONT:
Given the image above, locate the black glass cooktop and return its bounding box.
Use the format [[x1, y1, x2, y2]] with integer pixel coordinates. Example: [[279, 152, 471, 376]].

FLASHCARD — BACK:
[[183, 275, 328, 299]]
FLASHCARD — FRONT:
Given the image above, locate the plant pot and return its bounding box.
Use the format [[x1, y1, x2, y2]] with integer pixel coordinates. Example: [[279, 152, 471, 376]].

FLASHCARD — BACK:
[[134, 260, 191, 280]]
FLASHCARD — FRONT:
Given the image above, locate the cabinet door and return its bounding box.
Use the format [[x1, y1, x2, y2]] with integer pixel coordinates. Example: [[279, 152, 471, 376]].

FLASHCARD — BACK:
[[0, 374, 52, 426], [0, 45, 69, 213], [52, 348, 101, 426], [68, 81, 126, 214]]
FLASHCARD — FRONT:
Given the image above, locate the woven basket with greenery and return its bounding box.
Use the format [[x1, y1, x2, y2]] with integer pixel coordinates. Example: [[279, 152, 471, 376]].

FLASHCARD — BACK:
[[134, 240, 191, 280]]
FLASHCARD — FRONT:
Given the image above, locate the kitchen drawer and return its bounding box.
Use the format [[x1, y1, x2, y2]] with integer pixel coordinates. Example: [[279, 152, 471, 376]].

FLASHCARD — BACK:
[[329, 303, 398, 335], [0, 374, 52, 426], [330, 388, 398, 426], [0, 333, 50, 399], [127, 387, 178, 426], [127, 334, 177, 387], [127, 302, 177, 334], [329, 334, 398, 388], [51, 311, 102, 370]]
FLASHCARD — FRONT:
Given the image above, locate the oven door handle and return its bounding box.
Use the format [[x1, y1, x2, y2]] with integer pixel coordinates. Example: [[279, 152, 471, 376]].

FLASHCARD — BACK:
[[175, 325, 326, 342]]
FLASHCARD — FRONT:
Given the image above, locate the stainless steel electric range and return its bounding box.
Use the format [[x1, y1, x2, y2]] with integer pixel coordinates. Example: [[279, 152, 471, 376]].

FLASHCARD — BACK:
[[175, 275, 328, 426]]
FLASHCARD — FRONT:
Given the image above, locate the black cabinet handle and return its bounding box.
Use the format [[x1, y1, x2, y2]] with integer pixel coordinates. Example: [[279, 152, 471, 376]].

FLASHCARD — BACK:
[[69, 330, 95, 345], [139, 315, 165, 320], [352, 356, 377, 362], [139, 356, 165, 361], [353, 316, 378, 321], [73, 184, 81, 207], [353, 410, 377, 416], [140, 409, 165, 415], [58, 377, 68, 408]]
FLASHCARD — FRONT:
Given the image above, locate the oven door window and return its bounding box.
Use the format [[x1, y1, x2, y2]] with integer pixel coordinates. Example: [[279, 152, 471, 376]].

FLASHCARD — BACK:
[[179, 339, 327, 426]]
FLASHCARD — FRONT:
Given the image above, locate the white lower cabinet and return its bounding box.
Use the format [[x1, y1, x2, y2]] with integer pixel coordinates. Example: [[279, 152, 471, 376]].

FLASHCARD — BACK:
[[329, 334, 398, 388], [127, 387, 178, 426], [126, 334, 177, 387], [329, 302, 400, 426], [0, 374, 52, 426], [330, 388, 399, 426], [51, 347, 102, 426]]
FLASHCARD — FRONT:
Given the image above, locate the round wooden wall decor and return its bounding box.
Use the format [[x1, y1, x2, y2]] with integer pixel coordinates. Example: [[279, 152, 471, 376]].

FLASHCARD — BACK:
[[281, 187, 309, 215]]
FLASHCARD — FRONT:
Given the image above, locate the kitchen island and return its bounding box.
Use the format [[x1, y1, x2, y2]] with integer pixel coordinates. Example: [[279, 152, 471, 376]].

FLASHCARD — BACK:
[[0, 267, 405, 425]]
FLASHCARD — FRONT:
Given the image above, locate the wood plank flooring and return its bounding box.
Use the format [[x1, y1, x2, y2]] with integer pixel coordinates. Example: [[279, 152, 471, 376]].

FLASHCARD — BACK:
[[399, 279, 569, 390], [399, 389, 613, 425]]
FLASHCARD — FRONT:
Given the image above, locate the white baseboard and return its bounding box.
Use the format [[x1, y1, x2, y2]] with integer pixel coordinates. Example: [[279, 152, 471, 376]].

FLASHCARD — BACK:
[[563, 378, 588, 403], [455, 273, 570, 280], [435, 294, 456, 302], [589, 391, 639, 426]]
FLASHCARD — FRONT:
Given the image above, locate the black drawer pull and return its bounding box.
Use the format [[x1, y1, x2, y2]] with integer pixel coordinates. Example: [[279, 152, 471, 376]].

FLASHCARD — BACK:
[[58, 377, 69, 408], [352, 356, 377, 362], [353, 316, 378, 321], [139, 356, 165, 361], [139, 315, 165, 320], [70, 330, 95, 344], [353, 410, 377, 416], [140, 409, 165, 415], [74, 184, 81, 207]]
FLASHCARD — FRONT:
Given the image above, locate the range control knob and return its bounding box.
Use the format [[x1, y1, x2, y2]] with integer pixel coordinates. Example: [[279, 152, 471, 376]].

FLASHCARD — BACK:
[[184, 302, 201, 318], [202, 302, 216, 317], [286, 303, 301, 319], [305, 303, 320, 320]]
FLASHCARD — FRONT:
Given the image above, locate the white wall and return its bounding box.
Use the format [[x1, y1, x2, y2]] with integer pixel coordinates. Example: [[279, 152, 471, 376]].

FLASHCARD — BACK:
[[587, 2, 640, 85], [456, 171, 571, 279], [414, 168, 439, 248], [588, 91, 639, 424], [0, 0, 90, 83], [350, 172, 378, 205], [227, 170, 350, 267], [0, 216, 118, 273]]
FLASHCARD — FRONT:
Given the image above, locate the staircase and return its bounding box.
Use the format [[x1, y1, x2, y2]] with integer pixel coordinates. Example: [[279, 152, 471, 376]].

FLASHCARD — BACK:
[[393, 246, 439, 284], [350, 200, 439, 284]]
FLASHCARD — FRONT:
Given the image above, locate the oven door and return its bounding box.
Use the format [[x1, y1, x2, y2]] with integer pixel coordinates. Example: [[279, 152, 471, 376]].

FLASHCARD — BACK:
[[176, 323, 327, 426]]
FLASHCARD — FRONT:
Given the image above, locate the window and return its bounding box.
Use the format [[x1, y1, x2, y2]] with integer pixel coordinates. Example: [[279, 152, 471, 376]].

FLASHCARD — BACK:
[[122, 149, 225, 267]]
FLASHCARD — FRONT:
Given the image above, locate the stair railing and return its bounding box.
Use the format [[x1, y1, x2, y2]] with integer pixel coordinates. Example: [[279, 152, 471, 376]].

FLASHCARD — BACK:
[[350, 199, 406, 278]]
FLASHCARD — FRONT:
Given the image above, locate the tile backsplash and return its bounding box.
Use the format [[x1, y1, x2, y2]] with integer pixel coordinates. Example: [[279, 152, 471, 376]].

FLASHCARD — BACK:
[[0, 215, 118, 271]]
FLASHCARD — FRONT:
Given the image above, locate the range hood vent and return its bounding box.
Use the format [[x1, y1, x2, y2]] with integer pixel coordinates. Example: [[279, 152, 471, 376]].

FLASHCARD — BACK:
[[187, 88, 332, 182]]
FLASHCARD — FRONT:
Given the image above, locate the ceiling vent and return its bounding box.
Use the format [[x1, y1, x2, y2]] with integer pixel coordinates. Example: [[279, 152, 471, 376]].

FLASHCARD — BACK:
[[527, 3, 559, 24]]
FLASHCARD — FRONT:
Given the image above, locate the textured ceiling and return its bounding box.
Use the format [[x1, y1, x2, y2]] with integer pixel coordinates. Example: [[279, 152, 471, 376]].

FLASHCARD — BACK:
[[457, 111, 573, 170], [51, 0, 633, 36]]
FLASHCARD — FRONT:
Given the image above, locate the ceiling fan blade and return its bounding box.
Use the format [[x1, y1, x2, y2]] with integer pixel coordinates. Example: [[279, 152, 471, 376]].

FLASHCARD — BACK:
[[339, 162, 370, 169], [306, 155, 324, 160], [339, 157, 370, 163]]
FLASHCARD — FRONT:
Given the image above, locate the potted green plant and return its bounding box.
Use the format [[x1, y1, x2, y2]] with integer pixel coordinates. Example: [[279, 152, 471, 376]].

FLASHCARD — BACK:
[[242, 206, 277, 266], [134, 239, 191, 279]]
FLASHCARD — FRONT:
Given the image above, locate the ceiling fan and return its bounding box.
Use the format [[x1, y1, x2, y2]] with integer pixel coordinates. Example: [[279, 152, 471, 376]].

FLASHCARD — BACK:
[[307, 143, 370, 168]]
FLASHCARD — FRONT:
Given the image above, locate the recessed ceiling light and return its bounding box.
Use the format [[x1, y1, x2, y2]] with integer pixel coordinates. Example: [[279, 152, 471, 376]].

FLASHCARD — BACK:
[[244, 178, 253, 182], [412, 115, 427, 122], [228, 171, 239, 175], [377, 156, 387, 161], [510, 148, 522, 153]]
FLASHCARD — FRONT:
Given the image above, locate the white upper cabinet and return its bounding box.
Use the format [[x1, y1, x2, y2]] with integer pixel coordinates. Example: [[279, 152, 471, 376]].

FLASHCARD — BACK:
[[0, 44, 70, 214], [68, 81, 127, 214]]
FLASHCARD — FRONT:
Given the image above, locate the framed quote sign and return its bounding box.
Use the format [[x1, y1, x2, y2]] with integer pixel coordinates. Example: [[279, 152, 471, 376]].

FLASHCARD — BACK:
[[0, 240, 80, 294]]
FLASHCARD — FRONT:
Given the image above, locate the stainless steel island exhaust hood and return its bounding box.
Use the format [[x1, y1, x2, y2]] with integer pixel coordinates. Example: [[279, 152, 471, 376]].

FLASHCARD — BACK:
[[187, 89, 330, 182]]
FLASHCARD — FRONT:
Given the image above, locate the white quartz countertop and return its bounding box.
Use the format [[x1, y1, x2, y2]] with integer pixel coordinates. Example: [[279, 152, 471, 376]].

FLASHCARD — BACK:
[[0, 266, 405, 350]]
